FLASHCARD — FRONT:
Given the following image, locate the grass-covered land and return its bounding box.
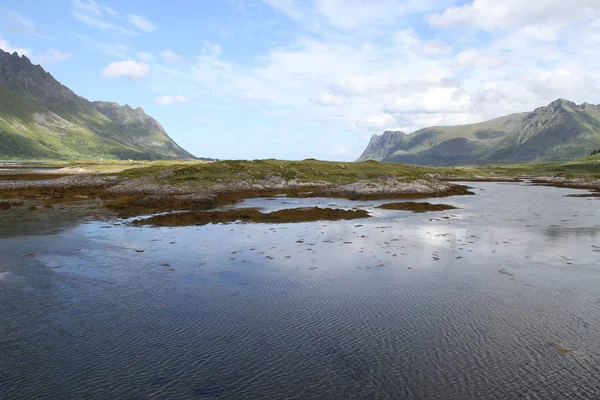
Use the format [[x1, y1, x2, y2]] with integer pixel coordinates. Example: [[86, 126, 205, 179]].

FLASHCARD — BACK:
[[2, 156, 598, 185], [0, 157, 597, 226], [466, 156, 600, 178], [2, 156, 598, 186], [118, 159, 436, 185], [115, 157, 600, 184]]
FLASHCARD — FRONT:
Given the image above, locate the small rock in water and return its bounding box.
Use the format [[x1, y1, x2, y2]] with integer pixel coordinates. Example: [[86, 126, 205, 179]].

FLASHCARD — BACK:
[[548, 342, 574, 355]]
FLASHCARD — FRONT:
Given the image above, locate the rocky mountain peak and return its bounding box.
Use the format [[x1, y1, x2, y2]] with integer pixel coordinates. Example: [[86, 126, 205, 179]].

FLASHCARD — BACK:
[[0, 50, 195, 160], [356, 98, 600, 165], [92, 101, 166, 134], [0, 49, 88, 112], [549, 98, 574, 107], [529, 98, 578, 118]]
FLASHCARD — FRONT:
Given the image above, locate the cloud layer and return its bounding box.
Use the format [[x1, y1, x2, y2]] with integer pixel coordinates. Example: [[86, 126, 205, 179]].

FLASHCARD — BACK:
[[138, 0, 600, 144], [155, 95, 190, 105], [71, 0, 156, 35], [102, 60, 149, 79]]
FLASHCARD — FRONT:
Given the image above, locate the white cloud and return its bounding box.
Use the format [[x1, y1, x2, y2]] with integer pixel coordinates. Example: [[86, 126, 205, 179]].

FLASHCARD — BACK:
[[72, 4, 137, 35], [311, 93, 347, 106], [160, 50, 183, 63], [353, 114, 398, 131], [266, 0, 443, 31], [428, 0, 600, 31], [72, 0, 102, 17], [494, 24, 561, 50], [101, 60, 149, 79], [455, 49, 503, 69], [0, 34, 29, 56], [0, 35, 70, 66], [383, 87, 473, 114], [329, 146, 349, 156], [76, 34, 130, 58], [128, 14, 157, 32], [0, 8, 52, 39], [155, 95, 191, 105], [314, 0, 435, 30], [72, 0, 120, 31], [136, 0, 600, 159], [36, 49, 73, 65], [71, 1, 155, 35], [104, 6, 118, 17]]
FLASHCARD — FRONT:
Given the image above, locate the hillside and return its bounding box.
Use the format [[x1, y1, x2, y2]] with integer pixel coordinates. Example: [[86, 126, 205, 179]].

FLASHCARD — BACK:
[[0, 49, 194, 160], [357, 99, 600, 165]]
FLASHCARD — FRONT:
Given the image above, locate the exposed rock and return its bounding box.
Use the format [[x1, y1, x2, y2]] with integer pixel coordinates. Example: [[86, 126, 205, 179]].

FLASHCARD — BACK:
[[314, 178, 460, 199], [357, 131, 406, 162]]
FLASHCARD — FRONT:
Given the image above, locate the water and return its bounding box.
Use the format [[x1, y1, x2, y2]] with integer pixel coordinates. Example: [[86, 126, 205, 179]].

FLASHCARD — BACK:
[[0, 167, 60, 173], [1, 182, 599, 399]]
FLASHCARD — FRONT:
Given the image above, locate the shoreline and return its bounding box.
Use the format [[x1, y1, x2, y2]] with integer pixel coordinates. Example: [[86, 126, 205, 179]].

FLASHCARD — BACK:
[[0, 159, 597, 224]]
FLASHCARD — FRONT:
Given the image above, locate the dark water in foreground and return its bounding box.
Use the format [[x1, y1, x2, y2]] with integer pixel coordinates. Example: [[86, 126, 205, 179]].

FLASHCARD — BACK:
[[1, 182, 599, 399]]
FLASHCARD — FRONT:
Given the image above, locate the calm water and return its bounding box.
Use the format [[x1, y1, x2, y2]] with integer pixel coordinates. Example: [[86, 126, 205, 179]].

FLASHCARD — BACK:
[[0, 167, 60, 172], [1, 182, 599, 399]]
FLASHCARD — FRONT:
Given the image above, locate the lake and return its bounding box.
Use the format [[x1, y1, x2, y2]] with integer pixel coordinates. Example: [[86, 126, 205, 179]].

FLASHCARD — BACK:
[[1, 182, 599, 399]]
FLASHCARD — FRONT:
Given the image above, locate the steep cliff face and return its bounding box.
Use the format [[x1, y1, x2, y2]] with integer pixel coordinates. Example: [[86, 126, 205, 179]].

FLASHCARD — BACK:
[[356, 131, 406, 161], [357, 100, 600, 165], [0, 49, 194, 160]]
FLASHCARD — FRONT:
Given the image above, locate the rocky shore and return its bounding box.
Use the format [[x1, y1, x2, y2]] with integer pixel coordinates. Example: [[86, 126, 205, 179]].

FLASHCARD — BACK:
[[2, 157, 596, 225], [0, 169, 473, 220]]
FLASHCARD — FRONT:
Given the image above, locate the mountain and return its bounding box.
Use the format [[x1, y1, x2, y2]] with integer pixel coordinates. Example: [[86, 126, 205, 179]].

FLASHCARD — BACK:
[[0, 49, 194, 160], [357, 99, 600, 165]]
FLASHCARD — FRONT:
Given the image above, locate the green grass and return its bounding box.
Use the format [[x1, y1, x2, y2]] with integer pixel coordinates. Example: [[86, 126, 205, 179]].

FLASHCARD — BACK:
[[465, 158, 600, 178], [121, 157, 600, 185], [6, 157, 598, 183], [117, 157, 599, 186], [118, 159, 437, 185]]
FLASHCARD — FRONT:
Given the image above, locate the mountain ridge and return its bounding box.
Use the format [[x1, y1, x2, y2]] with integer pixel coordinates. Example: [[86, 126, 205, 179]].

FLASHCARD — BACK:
[[357, 99, 600, 165], [0, 49, 195, 160]]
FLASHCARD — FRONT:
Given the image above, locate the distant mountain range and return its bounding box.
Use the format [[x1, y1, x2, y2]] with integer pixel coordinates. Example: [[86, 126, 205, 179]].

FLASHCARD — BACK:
[[357, 99, 600, 165], [0, 49, 194, 160]]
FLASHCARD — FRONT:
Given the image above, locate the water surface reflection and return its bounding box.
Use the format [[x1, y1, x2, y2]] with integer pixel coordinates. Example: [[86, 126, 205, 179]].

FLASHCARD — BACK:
[[0, 182, 599, 399]]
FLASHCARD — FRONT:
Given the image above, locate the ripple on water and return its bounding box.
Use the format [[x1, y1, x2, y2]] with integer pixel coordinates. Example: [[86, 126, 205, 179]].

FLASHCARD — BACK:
[[0, 182, 599, 399]]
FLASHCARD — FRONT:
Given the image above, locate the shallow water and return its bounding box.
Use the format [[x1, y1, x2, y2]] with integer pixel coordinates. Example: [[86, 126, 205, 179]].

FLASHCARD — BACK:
[[0, 167, 60, 172], [1, 182, 599, 399]]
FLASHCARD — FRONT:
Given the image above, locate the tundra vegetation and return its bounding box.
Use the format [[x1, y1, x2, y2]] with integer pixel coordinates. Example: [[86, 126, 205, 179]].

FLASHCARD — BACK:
[[0, 157, 598, 225]]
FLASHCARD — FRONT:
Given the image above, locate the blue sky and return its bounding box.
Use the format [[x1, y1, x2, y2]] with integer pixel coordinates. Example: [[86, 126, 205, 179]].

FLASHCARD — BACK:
[[1, 0, 600, 160]]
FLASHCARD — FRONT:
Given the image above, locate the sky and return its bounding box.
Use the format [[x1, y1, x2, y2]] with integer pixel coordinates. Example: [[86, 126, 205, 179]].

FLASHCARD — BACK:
[[1, 0, 600, 160]]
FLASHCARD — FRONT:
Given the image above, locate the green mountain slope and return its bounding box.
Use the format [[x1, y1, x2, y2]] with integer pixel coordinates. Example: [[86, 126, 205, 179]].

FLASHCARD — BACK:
[[357, 99, 600, 165], [0, 49, 195, 160]]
